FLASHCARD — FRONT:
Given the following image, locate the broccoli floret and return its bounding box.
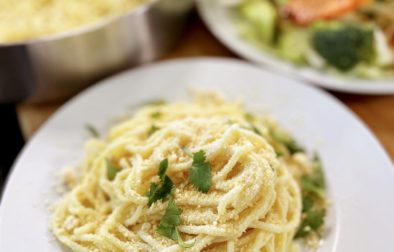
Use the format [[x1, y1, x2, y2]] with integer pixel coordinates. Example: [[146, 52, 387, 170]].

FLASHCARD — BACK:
[[311, 22, 375, 71]]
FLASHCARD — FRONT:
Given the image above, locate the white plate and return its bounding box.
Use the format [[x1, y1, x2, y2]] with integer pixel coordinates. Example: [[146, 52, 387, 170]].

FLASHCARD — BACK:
[[1, 58, 393, 251], [197, 0, 394, 94]]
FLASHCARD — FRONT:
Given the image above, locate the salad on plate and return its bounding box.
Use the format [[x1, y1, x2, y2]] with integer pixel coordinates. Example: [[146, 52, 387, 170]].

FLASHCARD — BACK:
[[223, 0, 394, 79]]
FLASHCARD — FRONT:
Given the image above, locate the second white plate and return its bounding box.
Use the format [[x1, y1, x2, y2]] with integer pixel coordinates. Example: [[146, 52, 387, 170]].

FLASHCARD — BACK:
[[197, 0, 394, 94]]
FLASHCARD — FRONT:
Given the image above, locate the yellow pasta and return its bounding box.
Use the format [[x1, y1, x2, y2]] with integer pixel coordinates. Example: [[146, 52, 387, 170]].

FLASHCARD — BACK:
[[0, 0, 148, 43], [51, 92, 317, 252]]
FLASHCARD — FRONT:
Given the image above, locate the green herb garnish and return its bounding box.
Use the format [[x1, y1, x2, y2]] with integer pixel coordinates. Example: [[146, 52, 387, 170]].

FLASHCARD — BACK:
[[250, 124, 262, 135], [295, 209, 326, 239], [296, 154, 326, 239], [106, 159, 120, 181], [271, 129, 304, 154], [301, 155, 325, 198], [151, 111, 162, 119], [302, 194, 314, 213], [244, 113, 262, 135], [147, 159, 174, 207], [148, 124, 160, 136], [301, 176, 325, 199], [156, 198, 195, 248], [85, 124, 99, 138], [188, 150, 212, 193], [286, 140, 304, 155], [244, 113, 254, 122], [156, 198, 181, 239], [158, 159, 169, 179]]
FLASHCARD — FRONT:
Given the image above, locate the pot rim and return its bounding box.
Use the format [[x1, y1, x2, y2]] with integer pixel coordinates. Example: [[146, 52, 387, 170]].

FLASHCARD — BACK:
[[0, 0, 160, 47]]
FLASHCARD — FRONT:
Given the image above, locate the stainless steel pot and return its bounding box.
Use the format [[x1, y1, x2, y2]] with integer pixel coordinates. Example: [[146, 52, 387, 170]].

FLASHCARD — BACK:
[[0, 0, 193, 103]]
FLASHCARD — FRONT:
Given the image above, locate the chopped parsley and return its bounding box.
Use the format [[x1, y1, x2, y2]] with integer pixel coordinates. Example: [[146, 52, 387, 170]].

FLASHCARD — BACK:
[[188, 150, 212, 193], [158, 159, 169, 179], [244, 113, 262, 135], [85, 124, 99, 138], [302, 194, 314, 213], [244, 113, 254, 122], [295, 209, 326, 239], [147, 159, 174, 207], [285, 140, 305, 155], [150, 111, 162, 119], [106, 159, 120, 181], [301, 173, 325, 198], [250, 124, 262, 135], [148, 124, 160, 136], [147, 159, 195, 248], [156, 198, 195, 248], [156, 198, 181, 239], [295, 155, 326, 239], [271, 129, 304, 155], [301, 155, 326, 198]]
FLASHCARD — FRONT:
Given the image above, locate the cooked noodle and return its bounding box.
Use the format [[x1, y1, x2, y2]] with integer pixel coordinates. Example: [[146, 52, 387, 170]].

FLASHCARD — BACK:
[[51, 92, 316, 252]]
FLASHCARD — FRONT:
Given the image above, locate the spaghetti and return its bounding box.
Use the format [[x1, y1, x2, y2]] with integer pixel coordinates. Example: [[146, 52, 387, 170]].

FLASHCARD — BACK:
[[52, 92, 323, 251]]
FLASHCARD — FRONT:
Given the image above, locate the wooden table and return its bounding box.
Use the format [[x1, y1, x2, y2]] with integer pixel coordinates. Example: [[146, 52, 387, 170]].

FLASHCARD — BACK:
[[17, 14, 394, 161]]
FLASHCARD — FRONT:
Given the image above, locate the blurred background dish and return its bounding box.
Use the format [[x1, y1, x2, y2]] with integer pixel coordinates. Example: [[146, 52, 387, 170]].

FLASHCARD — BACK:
[[0, 0, 193, 193], [0, 0, 149, 43], [197, 0, 394, 94], [0, 0, 194, 103]]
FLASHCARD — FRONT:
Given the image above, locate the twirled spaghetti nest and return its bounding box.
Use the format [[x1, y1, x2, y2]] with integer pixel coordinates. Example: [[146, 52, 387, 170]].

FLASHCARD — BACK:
[[52, 93, 302, 252]]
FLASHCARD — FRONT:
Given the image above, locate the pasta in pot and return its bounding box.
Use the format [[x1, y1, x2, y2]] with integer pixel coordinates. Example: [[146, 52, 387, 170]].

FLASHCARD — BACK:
[[0, 0, 148, 43]]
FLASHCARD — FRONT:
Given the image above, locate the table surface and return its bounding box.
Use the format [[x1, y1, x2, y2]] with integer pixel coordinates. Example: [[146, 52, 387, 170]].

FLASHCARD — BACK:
[[17, 14, 394, 161]]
